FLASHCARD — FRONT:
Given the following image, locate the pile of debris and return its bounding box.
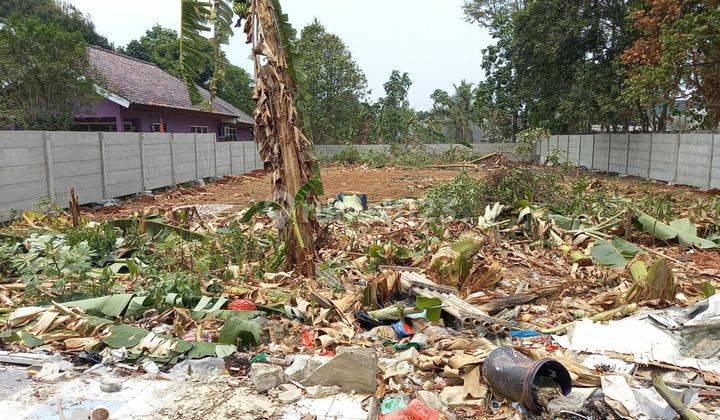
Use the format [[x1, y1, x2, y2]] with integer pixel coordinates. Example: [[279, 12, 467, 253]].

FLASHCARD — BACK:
[[1, 165, 720, 419]]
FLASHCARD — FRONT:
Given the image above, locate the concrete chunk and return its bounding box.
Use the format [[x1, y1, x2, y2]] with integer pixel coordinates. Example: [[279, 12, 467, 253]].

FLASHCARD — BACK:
[[250, 363, 286, 393], [300, 347, 377, 394]]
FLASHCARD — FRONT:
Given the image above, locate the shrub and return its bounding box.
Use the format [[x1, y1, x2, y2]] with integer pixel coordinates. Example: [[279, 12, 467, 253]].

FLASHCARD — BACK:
[[480, 167, 567, 210], [423, 171, 484, 219]]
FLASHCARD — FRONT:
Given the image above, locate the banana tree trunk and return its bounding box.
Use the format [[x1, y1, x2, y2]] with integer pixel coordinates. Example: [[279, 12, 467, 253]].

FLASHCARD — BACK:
[[244, 0, 317, 276]]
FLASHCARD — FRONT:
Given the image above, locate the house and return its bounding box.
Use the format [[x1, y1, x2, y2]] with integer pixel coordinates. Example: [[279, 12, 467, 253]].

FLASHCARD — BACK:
[[71, 47, 254, 141]]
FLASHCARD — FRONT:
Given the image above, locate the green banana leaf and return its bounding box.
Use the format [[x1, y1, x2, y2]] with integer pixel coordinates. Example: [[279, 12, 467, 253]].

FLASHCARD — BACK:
[[635, 211, 717, 249], [591, 236, 643, 268], [240, 201, 283, 222], [111, 218, 205, 241], [218, 316, 260, 348], [415, 296, 442, 322]]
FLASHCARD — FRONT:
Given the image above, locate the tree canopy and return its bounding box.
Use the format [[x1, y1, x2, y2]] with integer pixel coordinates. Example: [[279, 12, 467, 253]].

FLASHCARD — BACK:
[[0, 0, 113, 49], [297, 19, 369, 144], [464, 0, 720, 135], [0, 17, 100, 130]]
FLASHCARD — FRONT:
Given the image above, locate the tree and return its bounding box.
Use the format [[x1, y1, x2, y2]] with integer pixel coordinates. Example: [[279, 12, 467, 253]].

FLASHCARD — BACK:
[[0, 18, 100, 130], [464, 0, 634, 136], [216, 64, 256, 115], [622, 0, 720, 130], [430, 81, 476, 144], [376, 70, 415, 144], [297, 19, 369, 144], [121, 25, 188, 77], [0, 0, 113, 49], [121, 25, 254, 114]]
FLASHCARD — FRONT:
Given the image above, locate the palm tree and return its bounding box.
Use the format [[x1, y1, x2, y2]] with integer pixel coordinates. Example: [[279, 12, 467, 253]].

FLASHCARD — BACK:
[[180, 0, 319, 276]]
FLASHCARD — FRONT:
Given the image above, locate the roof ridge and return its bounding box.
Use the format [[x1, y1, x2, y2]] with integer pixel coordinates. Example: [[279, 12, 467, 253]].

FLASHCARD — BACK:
[[88, 45, 156, 67]]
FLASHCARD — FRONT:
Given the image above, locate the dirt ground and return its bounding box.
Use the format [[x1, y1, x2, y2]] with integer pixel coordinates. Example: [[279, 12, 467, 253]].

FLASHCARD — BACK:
[[87, 164, 462, 219], [86, 162, 715, 220]]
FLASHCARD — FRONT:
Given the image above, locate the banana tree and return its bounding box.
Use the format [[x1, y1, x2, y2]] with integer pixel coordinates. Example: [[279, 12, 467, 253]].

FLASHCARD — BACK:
[[179, 0, 320, 276], [240, 0, 319, 276]]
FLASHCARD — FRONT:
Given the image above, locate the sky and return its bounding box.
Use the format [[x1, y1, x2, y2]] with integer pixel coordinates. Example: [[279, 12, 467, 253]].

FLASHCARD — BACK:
[[67, 0, 492, 110]]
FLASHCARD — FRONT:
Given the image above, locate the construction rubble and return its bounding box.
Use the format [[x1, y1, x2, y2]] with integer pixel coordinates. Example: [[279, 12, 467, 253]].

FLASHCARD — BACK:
[[1, 163, 720, 419]]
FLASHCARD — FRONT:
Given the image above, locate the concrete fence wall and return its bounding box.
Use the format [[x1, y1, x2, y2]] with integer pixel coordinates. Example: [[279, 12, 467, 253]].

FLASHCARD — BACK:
[[537, 133, 720, 189], [315, 142, 526, 161], [0, 131, 263, 218]]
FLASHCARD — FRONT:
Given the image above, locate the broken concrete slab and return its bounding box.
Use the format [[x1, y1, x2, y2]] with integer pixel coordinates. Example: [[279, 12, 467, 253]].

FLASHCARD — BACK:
[[299, 347, 377, 393], [250, 363, 286, 392], [277, 384, 302, 404], [305, 385, 340, 399], [283, 355, 330, 382]]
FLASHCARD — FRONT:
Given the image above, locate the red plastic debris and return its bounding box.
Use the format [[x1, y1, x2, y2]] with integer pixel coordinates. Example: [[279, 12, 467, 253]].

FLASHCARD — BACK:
[[228, 299, 257, 311], [379, 399, 439, 420], [300, 329, 316, 348]]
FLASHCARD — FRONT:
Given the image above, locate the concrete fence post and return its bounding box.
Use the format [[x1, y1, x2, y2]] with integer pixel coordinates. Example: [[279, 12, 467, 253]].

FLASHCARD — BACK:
[[673, 133, 681, 183], [138, 133, 146, 191], [229, 141, 234, 174], [708, 133, 716, 188], [577, 134, 582, 166], [566, 135, 570, 162], [607, 133, 612, 172], [646, 133, 653, 180], [98, 132, 108, 199], [193, 133, 199, 180], [591, 134, 596, 170], [624, 133, 630, 175], [42, 131, 56, 202], [170, 133, 176, 185], [213, 135, 219, 177]]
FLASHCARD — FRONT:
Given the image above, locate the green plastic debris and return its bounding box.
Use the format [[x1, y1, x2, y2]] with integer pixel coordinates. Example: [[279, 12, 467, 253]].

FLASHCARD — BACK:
[[393, 342, 422, 352], [380, 395, 407, 414], [250, 352, 268, 364]]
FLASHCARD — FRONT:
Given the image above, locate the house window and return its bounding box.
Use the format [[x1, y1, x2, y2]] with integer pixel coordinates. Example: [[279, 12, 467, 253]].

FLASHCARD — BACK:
[[190, 126, 209, 134], [221, 126, 237, 141], [123, 122, 136, 132], [71, 122, 118, 132], [152, 122, 167, 133]]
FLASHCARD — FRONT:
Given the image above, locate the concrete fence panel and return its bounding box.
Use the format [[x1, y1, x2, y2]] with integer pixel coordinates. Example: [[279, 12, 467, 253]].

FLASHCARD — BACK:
[[676, 134, 712, 187], [1, 131, 270, 219], [592, 134, 610, 171], [103, 132, 142, 199], [142, 133, 173, 190], [196, 134, 216, 179], [608, 133, 629, 174], [711, 134, 720, 189], [578, 135, 594, 168], [50, 131, 104, 206], [171, 133, 196, 184], [626, 133, 652, 178], [0, 131, 48, 215], [230, 142, 243, 174], [543, 132, 718, 189], [242, 142, 256, 172], [215, 141, 231, 175], [649, 134, 677, 182]]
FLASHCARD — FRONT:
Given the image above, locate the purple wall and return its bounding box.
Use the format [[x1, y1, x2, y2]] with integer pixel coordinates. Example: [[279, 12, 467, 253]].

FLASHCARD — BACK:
[[78, 99, 251, 140]]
